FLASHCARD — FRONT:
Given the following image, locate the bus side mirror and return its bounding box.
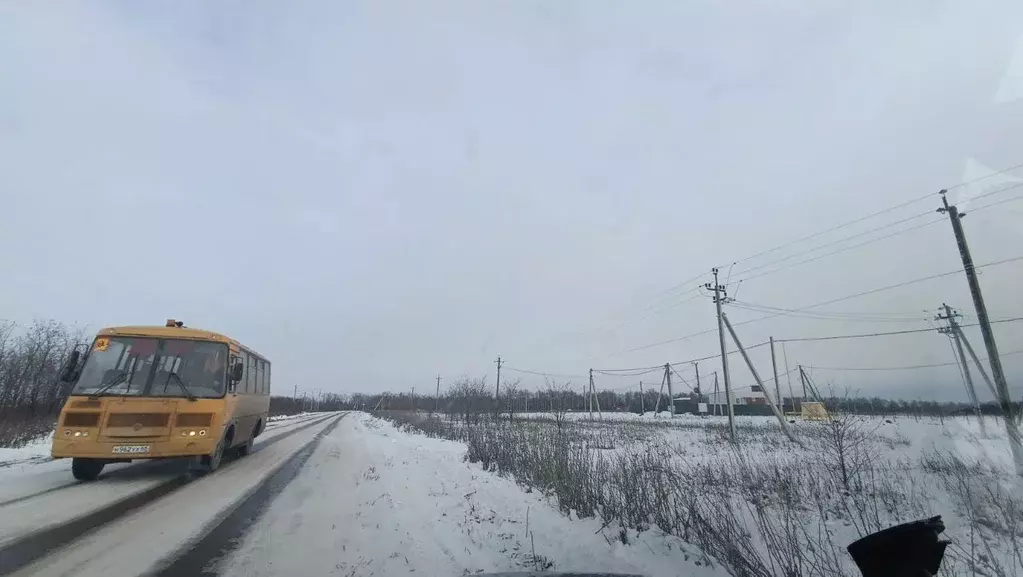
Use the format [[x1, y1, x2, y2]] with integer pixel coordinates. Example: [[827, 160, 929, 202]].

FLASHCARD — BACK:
[[231, 363, 244, 383], [61, 350, 81, 383]]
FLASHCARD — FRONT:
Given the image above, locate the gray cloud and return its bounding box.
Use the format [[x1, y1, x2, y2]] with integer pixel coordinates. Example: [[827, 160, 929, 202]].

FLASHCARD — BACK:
[[2, 1, 1021, 401]]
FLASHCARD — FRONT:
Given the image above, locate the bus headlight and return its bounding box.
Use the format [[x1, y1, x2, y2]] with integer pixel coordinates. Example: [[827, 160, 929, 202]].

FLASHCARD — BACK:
[[65, 430, 72, 436], [74, 431, 82, 437], [81, 431, 89, 437], [198, 430, 206, 436], [189, 430, 196, 436]]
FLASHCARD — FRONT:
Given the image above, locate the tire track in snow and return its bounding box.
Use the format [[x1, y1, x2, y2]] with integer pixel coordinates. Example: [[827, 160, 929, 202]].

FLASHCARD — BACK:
[[0, 413, 331, 508], [0, 413, 339, 577], [151, 413, 348, 577]]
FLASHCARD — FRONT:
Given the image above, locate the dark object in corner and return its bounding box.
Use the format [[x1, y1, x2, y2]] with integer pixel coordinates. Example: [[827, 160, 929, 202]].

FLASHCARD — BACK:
[[847, 516, 949, 577]]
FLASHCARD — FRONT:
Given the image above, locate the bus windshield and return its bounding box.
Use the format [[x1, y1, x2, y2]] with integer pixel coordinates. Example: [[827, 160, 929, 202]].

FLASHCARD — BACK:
[[72, 336, 228, 398]]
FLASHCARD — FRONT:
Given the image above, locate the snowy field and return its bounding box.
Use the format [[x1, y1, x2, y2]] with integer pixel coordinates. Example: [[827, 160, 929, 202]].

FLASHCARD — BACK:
[[379, 409, 1023, 577], [0, 409, 1019, 577]]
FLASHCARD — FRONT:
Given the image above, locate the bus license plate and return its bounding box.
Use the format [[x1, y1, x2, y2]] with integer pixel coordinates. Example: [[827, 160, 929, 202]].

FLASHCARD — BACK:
[[112, 445, 150, 455]]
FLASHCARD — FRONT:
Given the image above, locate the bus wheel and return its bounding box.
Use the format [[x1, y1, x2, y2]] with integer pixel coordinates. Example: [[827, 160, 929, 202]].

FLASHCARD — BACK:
[[72, 458, 104, 481], [236, 432, 255, 457], [203, 438, 225, 473]]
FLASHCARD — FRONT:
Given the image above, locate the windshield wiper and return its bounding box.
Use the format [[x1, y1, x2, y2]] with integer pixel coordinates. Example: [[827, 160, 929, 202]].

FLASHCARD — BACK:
[[167, 372, 198, 402], [88, 371, 130, 398]]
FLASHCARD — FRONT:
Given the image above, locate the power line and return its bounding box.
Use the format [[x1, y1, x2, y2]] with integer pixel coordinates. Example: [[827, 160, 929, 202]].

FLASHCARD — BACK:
[[810, 349, 1023, 372], [776, 317, 1023, 343], [728, 301, 930, 323], [732, 217, 946, 284], [604, 254, 1023, 356], [731, 209, 935, 279], [503, 366, 588, 379], [727, 159, 1023, 268]]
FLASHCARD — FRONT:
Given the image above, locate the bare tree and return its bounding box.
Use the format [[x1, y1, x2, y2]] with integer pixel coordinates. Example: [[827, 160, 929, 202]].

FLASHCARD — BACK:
[[545, 378, 573, 432], [501, 378, 521, 422], [449, 376, 491, 426]]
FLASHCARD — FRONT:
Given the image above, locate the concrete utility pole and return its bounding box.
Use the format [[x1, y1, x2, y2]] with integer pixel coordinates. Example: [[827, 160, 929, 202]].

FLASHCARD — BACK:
[[693, 361, 701, 399], [713, 371, 719, 416], [639, 381, 644, 414], [588, 369, 594, 419], [436, 375, 441, 413], [654, 371, 666, 414], [495, 356, 503, 400], [722, 313, 803, 446], [782, 341, 795, 413], [706, 268, 736, 442], [937, 304, 986, 438], [938, 190, 1023, 475], [665, 363, 675, 416], [770, 336, 782, 414]]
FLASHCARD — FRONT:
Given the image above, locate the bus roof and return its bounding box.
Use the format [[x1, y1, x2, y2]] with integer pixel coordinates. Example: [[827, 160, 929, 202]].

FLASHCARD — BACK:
[[96, 325, 267, 361]]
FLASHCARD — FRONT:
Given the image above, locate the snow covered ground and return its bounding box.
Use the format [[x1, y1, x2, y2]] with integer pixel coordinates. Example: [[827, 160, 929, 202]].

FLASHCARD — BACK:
[[2, 409, 1018, 577], [218, 412, 724, 577]]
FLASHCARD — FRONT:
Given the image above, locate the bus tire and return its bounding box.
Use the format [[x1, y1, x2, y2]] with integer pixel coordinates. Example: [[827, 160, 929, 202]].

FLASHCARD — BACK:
[[236, 433, 254, 457], [71, 458, 104, 481], [203, 437, 225, 473]]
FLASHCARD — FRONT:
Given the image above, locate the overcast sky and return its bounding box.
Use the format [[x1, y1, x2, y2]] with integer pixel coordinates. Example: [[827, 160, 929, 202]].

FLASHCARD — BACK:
[[2, 1, 1022, 401]]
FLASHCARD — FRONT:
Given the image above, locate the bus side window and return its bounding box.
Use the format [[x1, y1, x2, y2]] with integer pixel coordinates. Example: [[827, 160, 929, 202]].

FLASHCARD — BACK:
[[246, 354, 255, 394], [257, 360, 264, 394], [255, 359, 264, 395], [241, 352, 250, 393]]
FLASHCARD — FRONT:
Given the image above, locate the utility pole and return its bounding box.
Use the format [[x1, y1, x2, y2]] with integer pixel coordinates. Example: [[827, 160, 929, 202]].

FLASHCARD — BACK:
[[693, 361, 701, 400], [706, 268, 736, 442], [722, 312, 802, 446], [713, 371, 719, 416], [495, 356, 503, 400], [411, 386, 415, 411], [665, 363, 675, 417], [654, 370, 666, 414], [937, 304, 986, 437], [436, 374, 441, 413], [588, 369, 594, 419], [770, 336, 782, 414], [589, 369, 602, 419], [782, 341, 795, 414], [293, 384, 298, 400], [798, 364, 807, 400], [938, 190, 1023, 475], [639, 381, 645, 414]]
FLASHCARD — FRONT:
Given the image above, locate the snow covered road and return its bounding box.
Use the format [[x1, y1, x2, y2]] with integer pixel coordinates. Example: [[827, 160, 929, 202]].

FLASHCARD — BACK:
[[1, 413, 720, 577], [215, 413, 719, 577], [1, 412, 341, 576]]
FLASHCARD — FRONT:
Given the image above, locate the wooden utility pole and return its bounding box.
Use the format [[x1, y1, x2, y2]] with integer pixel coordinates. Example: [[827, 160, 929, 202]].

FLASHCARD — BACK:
[[770, 336, 782, 413], [639, 381, 645, 414], [706, 268, 735, 442], [435, 375, 441, 412], [411, 386, 415, 411], [937, 304, 986, 437], [938, 190, 1023, 475], [722, 312, 802, 446]]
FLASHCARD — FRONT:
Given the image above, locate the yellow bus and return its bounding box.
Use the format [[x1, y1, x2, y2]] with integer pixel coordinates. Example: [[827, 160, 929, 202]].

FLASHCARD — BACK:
[[52, 320, 271, 481]]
